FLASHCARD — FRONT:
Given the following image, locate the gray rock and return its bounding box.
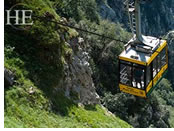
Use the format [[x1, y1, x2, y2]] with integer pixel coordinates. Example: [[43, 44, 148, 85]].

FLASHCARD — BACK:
[[62, 37, 100, 105], [4, 68, 14, 87]]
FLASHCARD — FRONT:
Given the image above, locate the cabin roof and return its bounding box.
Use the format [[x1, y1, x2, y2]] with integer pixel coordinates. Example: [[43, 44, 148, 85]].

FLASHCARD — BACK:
[[119, 36, 165, 63]]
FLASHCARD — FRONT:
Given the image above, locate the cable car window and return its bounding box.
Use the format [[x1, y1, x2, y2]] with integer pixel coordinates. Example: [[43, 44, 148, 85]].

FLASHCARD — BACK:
[[153, 56, 158, 78], [161, 47, 167, 67], [132, 67, 145, 89], [157, 54, 161, 72], [146, 65, 151, 86], [120, 64, 132, 86]]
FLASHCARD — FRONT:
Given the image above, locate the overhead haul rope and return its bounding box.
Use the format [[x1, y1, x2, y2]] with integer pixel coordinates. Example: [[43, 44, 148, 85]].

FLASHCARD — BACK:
[[32, 15, 165, 55], [32, 16, 128, 44]]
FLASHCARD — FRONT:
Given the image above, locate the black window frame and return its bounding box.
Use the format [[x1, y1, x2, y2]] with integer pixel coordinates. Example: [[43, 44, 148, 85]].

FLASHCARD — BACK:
[[148, 45, 168, 88], [119, 60, 146, 90], [152, 46, 167, 79], [119, 61, 132, 87], [145, 65, 151, 87], [160, 47, 167, 68]]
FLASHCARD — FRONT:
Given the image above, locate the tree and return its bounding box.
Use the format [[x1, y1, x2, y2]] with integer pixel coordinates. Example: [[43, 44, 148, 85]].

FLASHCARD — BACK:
[[55, 0, 99, 23]]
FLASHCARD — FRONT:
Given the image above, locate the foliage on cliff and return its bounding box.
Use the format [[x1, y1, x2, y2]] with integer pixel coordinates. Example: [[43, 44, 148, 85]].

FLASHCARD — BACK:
[[4, 0, 132, 128], [4, 0, 174, 128]]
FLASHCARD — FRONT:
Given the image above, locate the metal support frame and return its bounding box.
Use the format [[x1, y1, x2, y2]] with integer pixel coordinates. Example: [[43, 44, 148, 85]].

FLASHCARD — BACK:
[[134, 0, 143, 42], [127, 0, 152, 45]]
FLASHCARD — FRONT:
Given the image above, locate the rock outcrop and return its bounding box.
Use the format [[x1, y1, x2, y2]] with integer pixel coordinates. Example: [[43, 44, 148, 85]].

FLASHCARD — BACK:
[[62, 38, 100, 105], [4, 68, 14, 87], [97, 0, 128, 29]]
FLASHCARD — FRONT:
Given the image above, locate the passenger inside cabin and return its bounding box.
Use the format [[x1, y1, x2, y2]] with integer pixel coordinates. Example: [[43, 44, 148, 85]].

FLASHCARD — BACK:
[[126, 66, 132, 86], [134, 68, 143, 89]]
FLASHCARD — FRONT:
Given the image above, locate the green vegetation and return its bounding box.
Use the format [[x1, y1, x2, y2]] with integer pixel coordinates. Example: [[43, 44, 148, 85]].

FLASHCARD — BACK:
[[4, 0, 174, 128], [74, 19, 131, 94], [4, 45, 131, 127], [4, 0, 131, 128], [167, 32, 174, 88], [5, 85, 131, 128], [168, 106, 174, 128], [55, 0, 100, 23], [101, 79, 174, 128]]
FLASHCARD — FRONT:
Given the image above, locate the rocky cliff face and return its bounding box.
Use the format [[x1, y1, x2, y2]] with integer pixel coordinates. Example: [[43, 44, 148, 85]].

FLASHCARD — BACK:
[[167, 31, 174, 86], [97, 0, 174, 36], [62, 38, 100, 105], [97, 0, 128, 28], [141, 0, 174, 36]]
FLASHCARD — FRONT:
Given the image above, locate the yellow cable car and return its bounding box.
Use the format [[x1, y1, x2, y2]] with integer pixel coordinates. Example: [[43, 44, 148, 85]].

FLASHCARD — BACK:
[[118, 0, 168, 98], [118, 38, 168, 98]]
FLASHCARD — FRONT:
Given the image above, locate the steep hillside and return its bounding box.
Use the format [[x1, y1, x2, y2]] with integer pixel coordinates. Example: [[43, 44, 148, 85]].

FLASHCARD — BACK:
[[4, 0, 174, 128], [5, 43, 131, 128], [4, 0, 131, 128]]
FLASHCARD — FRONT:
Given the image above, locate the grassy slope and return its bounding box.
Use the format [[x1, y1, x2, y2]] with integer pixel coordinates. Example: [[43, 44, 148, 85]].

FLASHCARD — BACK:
[[4, 56, 131, 128], [4, 0, 131, 128], [5, 95, 131, 128]]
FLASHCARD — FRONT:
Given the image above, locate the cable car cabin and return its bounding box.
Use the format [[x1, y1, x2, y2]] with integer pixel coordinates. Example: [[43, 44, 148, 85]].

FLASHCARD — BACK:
[[118, 36, 168, 98]]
